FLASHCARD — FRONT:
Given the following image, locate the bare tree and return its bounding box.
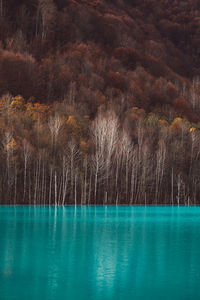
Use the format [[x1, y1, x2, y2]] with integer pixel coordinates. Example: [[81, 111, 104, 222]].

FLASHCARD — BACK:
[[22, 139, 32, 202], [66, 139, 80, 204], [61, 155, 69, 205], [118, 130, 133, 203], [48, 114, 62, 149], [0, 93, 12, 125], [3, 131, 15, 201], [91, 110, 119, 203], [38, 0, 56, 39], [0, 0, 3, 17], [155, 140, 166, 203]]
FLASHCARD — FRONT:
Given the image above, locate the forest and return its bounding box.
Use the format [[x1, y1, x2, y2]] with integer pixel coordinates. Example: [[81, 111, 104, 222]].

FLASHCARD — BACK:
[[0, 0, 200, 204]]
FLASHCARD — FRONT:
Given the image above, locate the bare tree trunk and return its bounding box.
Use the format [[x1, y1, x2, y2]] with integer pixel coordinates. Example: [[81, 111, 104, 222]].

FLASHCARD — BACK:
[[41, 161, 45, 204], [23, 162, 27, 203], [0, 0, 3, 17], [177, 174, 181, 206], [116, 193, 118, 205], [35, 5, 40, 36], [83, 158, 88, 205], [54, 170, 57, 205], [94, 171, 98, 204], [88, 171, 92, 205], [29, 169, 31, 204], [49, 166, 53, 205], [125, 155, 129, 203], [58, 177, 61, 205], [62, 170, 68, 205], [14, 163, 17, 205], [43, 168, 47, 204], [23, 139, 32, 203], [74, 173, 77, 206], [38, 155, 41, 204], [34, 161, 38, 205], [171, 168, 174, 205], [130, 162, 135, 205]]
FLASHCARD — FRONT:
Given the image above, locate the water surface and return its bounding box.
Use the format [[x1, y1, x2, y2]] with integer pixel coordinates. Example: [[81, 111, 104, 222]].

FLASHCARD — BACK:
[[0, 206, 200, 300]]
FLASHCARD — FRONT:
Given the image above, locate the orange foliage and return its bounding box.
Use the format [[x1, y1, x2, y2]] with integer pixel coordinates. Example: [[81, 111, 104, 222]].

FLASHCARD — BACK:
[[25, 102, 51, 122], [0, 0, 200, 125]]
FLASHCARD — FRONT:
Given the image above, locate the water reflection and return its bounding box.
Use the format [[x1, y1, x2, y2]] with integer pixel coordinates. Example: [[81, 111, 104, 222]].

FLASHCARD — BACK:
[[0, 206, 200, 300]]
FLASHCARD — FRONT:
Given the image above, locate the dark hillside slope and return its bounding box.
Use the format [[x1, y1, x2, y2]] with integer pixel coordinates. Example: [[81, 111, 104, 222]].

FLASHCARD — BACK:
[[0, 0, 199, 121], [1, 1, 200, 204]]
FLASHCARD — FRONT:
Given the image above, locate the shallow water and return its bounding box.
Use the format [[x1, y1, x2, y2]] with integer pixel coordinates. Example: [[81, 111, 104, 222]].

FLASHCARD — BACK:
[[0, 206, 200, 300]]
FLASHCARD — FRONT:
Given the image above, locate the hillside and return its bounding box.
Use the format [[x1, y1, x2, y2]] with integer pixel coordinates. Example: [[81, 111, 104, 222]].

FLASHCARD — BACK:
[[0, 0, 200, 120], [0, 0, 200, 204]]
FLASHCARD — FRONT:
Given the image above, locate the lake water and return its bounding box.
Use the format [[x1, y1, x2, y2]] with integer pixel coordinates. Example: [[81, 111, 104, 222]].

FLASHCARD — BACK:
[[0, 206, 200, 300]]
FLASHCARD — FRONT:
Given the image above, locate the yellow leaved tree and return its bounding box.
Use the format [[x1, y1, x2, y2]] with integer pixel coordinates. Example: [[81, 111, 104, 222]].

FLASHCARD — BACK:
[[66, 115, 81, 138], [10, 95, 25, 111], [190, 127, 196, 133], [25, 102, 51, 122], [170, 117, 183, 130]]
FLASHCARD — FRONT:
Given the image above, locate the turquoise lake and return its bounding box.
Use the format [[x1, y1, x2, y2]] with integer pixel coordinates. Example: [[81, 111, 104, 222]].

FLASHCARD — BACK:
[[0, 206, 200, 300]]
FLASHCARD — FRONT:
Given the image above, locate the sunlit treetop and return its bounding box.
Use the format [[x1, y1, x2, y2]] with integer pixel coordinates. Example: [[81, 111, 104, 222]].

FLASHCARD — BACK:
[[10, 95, 25, 111], [5, 138, 18, 151], [25, 102, 51, 121], [190, 127, 196, 133], [170, 117, 183, 129], [158, 119, 169, 127]]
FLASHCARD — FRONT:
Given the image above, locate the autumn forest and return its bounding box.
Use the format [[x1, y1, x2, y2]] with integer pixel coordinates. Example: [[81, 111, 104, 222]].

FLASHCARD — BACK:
[[0, 0, 200, 204]]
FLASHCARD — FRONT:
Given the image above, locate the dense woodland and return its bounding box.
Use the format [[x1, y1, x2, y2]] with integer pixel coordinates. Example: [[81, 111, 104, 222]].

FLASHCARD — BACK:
[[0, 0, 200, 204]]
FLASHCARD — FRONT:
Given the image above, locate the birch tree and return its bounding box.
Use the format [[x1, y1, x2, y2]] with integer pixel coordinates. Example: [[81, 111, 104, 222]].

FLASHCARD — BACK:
[[48, 114, 62, 149], [67, 139, 80, 204], [155, 140, 166, 203], [118, 130, 133, 203], [22, 139, 32, 202], [38, 0, 56, 40], [91, 110, 119, 203], [0, 0, 3, 17]]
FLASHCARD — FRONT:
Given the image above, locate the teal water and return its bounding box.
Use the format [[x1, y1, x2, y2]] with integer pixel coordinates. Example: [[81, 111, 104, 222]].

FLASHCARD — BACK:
[[0, 206, 200, 300]]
